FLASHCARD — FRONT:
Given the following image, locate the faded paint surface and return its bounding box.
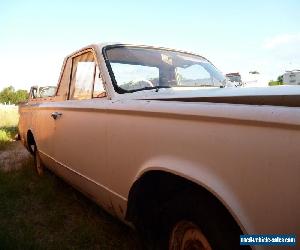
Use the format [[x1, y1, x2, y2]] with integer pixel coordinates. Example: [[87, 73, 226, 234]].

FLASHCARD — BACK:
[[18, 43, 300, 250]]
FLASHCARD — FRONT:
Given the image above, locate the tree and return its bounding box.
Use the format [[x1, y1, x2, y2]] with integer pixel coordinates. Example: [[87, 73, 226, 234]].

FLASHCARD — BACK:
[[268, 74, 284, 86], [277, 75, 283, 83], [0, 86, 15, 104], [0, 86, 29, 104], [15, 89, 29, 104]]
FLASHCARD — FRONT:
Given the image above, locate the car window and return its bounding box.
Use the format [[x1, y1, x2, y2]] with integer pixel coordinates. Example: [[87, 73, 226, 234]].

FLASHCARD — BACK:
[[93, 66, 106, 98], [110, 63, 159, 91], [70, 51, 106, 100], [176, 64, 213, 86], [105, 47, 225, 93], [39, 86, 57, 97]]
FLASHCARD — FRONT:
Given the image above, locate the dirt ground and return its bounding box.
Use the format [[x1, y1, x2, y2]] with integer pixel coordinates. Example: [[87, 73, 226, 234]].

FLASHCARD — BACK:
[[0, 141, 31, 171]]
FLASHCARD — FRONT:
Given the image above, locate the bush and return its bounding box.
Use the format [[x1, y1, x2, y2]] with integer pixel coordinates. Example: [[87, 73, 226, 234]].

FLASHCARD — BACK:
[[0, 86, 28, 104]]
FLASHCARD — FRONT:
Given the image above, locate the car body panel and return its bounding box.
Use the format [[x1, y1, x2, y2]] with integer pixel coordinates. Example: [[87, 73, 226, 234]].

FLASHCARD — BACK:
[[18, 43, 300, 250]]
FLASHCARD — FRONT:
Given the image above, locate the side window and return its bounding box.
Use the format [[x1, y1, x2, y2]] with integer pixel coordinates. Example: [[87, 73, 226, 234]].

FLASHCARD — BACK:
[[56, 57, 72, 100], [70, 51, 105, 100], [93, 66, 106, 98]]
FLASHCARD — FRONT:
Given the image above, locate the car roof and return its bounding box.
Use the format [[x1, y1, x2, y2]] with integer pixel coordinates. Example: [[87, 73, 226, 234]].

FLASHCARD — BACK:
[[65, 42, 209, 62]]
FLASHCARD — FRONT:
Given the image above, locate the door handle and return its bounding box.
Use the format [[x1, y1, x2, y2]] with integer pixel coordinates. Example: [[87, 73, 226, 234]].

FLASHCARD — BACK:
[[51, 112, 62, 120]]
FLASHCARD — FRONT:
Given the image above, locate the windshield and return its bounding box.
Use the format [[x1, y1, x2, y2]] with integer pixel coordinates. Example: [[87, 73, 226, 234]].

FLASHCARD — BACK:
[[105, 46, 225, 93], [39, 86, 57, 98]]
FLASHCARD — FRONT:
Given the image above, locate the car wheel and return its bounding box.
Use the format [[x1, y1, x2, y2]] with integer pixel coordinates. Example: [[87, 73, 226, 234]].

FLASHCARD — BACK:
[[169, 220, 212, 250], [33, 144, 44, 176], [156, 189, 247, 250]]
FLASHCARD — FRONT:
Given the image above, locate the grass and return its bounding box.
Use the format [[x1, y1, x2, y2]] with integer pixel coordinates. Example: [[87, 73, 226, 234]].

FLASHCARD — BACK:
[[0, 106, 19, 150], [0, 158, 141, 250], [268, 80, 284, 86], [0, 105, 19, 127], [0, 126, 18, 150]]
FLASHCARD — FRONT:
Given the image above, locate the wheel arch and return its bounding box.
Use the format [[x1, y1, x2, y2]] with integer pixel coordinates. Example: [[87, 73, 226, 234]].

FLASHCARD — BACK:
[[126, 164, 249, 237], [26, 129, 36, 154]]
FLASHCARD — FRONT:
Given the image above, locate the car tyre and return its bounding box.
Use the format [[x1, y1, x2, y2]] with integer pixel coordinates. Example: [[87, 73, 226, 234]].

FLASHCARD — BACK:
[[169, 220, 212, 250], [33, 144, 44, 176], [155, 189, 248, 250]]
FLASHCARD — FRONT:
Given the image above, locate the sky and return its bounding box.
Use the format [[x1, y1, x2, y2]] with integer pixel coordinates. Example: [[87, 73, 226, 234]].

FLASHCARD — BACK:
[[0, 0, 300, 90]]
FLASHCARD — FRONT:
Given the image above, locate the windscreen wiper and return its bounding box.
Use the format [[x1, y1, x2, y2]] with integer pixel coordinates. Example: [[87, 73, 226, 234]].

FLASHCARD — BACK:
[[132, 86, 171, 93]]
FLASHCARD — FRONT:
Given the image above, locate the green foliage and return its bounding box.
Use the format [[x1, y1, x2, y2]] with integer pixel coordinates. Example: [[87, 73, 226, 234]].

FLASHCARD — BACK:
[[0, 127, 18, 150], [0, 106, 19, 127], [0, 127, 17, 142], [277, 75, 283, 83], [268, 80, 284, 86], [0, 86, 28, 104], [269, 74, 284, 86], [0, 106, 19, 149]]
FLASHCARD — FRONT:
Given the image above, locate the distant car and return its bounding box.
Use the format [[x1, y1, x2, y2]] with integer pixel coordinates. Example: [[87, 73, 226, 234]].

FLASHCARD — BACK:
[[19, 43, 300, 250], [29, 85, 57, 100]]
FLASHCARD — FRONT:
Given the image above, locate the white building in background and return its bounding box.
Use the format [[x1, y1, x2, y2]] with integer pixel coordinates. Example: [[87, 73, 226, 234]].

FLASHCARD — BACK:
[[283, 70, 300, 85]]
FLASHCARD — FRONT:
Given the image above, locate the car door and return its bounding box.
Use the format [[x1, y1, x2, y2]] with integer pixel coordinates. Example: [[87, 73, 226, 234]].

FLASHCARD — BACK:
[[50, 50, 112, 211]]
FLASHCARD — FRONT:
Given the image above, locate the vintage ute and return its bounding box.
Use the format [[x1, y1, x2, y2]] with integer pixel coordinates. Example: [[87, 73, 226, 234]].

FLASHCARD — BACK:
[[18, 43, 300, 250]]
